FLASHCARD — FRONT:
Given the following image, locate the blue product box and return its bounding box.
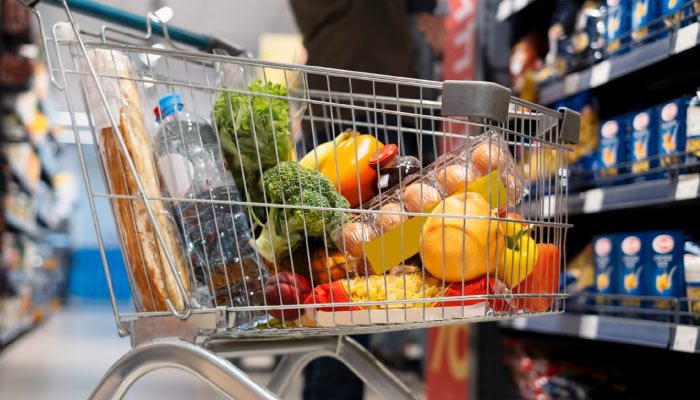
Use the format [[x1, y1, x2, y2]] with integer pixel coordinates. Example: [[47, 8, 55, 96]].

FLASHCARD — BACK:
[[617, 233, 650, 310], [632, 0, 663, 43], [648, 231, 686, 320], [606, 0, 632, 55], [598, 117, 628, 184], [593, 235, 619, 306], [629, 109, 659, 181], [661, 0, 695, 28], [657, 97, 689, 176]]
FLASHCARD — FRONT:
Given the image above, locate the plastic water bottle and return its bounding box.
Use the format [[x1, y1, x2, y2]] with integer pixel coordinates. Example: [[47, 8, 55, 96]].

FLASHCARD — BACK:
[[154, 93, 268, 328]]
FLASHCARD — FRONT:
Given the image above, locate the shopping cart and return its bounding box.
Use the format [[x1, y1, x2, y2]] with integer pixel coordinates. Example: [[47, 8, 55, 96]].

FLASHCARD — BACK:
[[28, 0, 580, 398]]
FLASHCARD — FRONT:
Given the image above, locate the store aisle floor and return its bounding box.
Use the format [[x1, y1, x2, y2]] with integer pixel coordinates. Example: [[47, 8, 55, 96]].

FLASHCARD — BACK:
[[0, 302, 419, 399]]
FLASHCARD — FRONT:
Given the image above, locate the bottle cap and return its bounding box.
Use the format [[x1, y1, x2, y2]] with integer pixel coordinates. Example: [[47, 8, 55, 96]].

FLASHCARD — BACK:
[[368, 144, 398, 168], [158, 93, 184, 118], [153, 106, 161, 122]]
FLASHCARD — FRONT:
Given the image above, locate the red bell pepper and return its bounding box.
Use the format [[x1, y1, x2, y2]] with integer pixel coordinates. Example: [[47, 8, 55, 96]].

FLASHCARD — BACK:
[[303, 281, 359, 312], [512, 243, 560, 312], [438, 276, 510, 312]]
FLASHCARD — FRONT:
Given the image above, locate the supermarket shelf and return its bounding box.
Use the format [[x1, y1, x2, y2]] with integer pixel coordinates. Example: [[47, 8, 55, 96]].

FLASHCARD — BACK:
[[539, 22, 700, 105], [0, 315, 34, 347], [8, 167, 34, 195], [500, 313, 700, 353], [5, 213, 41, 240], [538, 173, 700, 217]]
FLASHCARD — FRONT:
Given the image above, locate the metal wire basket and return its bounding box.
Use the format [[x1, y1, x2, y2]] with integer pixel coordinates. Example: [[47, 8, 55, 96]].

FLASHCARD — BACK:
[[32, 1, 580, 398]]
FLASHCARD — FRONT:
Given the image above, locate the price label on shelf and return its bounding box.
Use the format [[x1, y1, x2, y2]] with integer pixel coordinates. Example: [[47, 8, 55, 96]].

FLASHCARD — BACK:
[[542, 195, 556, 219], [590, 61, 611, 88], [672, 325, 698, 353], [583, 188, 604, 213], [579, 315, 599, 339], [563, 73, 581, 95], [675, 174, 700, 200], [674, 22, 699, 54], [511, 317, 527, 330], [496, 1, 512, 21]]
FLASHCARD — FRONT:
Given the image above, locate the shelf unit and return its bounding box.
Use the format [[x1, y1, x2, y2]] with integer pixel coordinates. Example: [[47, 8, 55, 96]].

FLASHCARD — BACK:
[[0, 315, 34, 347], [539, 22, 700, 105], [501, 313, 699, 353], [536, 173, 700, 218]]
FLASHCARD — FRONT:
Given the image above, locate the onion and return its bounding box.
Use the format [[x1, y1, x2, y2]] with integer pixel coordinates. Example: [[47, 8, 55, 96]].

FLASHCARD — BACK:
[[471, 142, 510, 176], [436, 164, 477, 196], [374, 203, 408, 233], [340, 222, 377, 258], [403, 182, 443, 213]]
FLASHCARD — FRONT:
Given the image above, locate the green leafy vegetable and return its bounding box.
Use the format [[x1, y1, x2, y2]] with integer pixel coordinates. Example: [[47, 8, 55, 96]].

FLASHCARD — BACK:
[[253, 161, 349, 264], [213, 79, 294, 207]]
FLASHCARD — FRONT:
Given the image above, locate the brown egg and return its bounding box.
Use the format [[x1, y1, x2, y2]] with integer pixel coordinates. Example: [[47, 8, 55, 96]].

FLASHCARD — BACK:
[[340, 222, 377, 258], [374, 203, 408, 233], [436, 164, 477, 196], [471, 142, 510, 176], [402, 182, 443, 213]]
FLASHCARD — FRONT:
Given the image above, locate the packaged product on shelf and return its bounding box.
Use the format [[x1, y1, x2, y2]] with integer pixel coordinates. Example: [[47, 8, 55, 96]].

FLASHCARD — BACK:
[[593, 235, 619, 305], [597, 117, 628, 183], [656, 96, 689, 176], [661, 0, 698, 27], [606, 0, 633, 54], [631, 0, 662, 43], [628, 109, 658, 181], [686, 88, 700, 172], [617, 233, 650, 310], [85, 49, 190, 313], [538, 0, 579, 83], [153, 93, 267, 326], [683, 241, 700, 316], [567, 244, 595, 294], [510, 32, 545, 101], [567, 1, 606, 70], [646, 231, 686, 315]]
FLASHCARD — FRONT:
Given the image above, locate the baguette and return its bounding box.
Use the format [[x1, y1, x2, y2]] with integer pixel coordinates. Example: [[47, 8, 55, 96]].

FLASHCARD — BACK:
[[90, 49, 190, 312]]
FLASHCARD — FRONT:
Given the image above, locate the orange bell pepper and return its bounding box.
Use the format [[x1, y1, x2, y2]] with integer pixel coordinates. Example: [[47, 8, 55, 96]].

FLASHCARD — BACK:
[[512, 243, 560, 312], [318, 131, 383, 207]]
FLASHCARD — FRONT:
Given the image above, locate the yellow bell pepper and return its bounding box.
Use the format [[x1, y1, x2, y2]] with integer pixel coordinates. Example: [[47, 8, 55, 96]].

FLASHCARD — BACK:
[[497, 213, 538, 288]]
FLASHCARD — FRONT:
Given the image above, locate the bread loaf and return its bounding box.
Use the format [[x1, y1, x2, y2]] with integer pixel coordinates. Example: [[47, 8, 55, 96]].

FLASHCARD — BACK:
[[89, 49, 190, 312]]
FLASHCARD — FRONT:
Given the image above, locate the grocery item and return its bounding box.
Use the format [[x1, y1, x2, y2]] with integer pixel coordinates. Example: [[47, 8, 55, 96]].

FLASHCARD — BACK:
[[684, 241, 700, 315], [606, 0, 632, 54], [338, 221, 378, 259], [470, 138, 523, 205], [657, 96, 688, 175], [617, 233, 649, 308], [435, 164, 477, 196], [632, 0, 661, 43], [298, 130, 353, 169], [438, 276, 510, 312], [593, 235, 618, 306], [567, 1, 606, 70], [86, 49, 189, 312], [647, 231, 686, 312], [512, 243, 561, 312], [402, 180, 443, 213], [661, 0, 696, 27], [304, 129, 384, 207], [420, 192, 504, 283], [374, 202, 408, 234], [154, 93, 266, 320], [264, 271, 311, 321], [304, 273, 442, 311], [686, 88, 700, 172], [538, 0, 579, 83], [368, 144, 421, 193], [252, 161, 349, 264], [598, 118, 627, 181], [499, 224, 538, 288], [628, 109, 658, 181], [510, 32, 545, 101], [213, 79, 296, 212], [566, 244, 595, 293]]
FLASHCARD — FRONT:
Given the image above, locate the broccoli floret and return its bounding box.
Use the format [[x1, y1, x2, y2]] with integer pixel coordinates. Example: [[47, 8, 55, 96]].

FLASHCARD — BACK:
[[252, 161, 349, 264]]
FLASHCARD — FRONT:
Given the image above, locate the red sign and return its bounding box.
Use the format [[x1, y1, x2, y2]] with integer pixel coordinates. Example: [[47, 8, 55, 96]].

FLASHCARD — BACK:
[[440, 0, 478, 153], [425, 324, 470, 400]]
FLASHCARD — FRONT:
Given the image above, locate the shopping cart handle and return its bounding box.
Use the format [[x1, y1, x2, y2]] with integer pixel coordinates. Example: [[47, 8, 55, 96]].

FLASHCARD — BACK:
[[37, 0, 249, 56]]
